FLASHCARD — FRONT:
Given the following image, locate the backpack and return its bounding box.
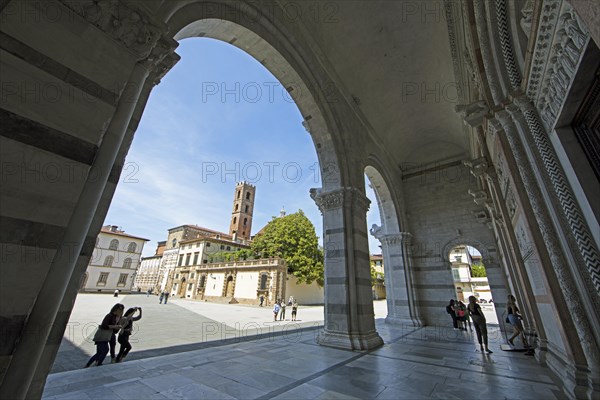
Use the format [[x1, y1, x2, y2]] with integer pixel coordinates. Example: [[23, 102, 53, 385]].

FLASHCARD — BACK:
[[446, 305, 452, 314]]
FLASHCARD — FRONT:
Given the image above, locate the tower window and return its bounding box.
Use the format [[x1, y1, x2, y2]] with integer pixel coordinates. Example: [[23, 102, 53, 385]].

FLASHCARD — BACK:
[[246, 192, 250, 200], [233, 217, 237, 224], [237, 191, 241, 199], [235, 204, 239, 211], [245, 205, 249, 213], [243, 218, 247, 226]]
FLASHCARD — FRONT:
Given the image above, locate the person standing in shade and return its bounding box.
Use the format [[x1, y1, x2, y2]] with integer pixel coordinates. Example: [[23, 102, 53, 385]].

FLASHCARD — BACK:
[[506, 294, 530, 347], [85, 303, 123, 367], [291, 301, 298, 321], [446, 299, 458, 330], [273, 301, 281, 321], [116, 307, 142, 363], [279, 299, 286, 321], [159, 292, 164, 304], [467, 296, 492, 354], [164, 292, 169, 304]]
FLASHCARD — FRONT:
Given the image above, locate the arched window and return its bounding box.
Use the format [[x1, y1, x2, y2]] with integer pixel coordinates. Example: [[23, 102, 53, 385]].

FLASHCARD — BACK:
[[127, 242, 137, 253], [246, 192, 250, 200], [109, 239, 119, 250], [233, 217, 237, 224], [172, 238, 177, 248], [260, 274, 268, 290], [235, 204, 239, 211], [104, 256, 114, 267], [123, 258, 132, 269], [245, 205, 249, 213], [243, 218, 247, 226], [237, 190, 241, 199]]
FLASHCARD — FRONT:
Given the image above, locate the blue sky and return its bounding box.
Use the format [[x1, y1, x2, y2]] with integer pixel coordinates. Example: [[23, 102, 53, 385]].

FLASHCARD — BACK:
[[104, 38, 382, 257]]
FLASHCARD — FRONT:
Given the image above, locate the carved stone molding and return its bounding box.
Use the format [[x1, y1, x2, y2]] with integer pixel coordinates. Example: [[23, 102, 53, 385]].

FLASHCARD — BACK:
[[369, 225, 409, 247], [60, 0, 168, 61], [455, 100, 489, 127], [310, 187, 370, 214], [496, 0, 521, 89], [463, 157, 490, 177], [473, 0, 503, 103], [468, 189, 489, 206]]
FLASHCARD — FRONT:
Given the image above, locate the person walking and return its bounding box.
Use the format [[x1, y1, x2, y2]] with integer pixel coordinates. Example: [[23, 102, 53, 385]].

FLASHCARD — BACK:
[[159, 292, 164, 304], [146, 288, 151, 297], [467, 296, 492, 354], [164, 292, 169, 304], [455, 301, 467, 330], [506, 295, 530, 347], [446, 299, 458, 330], [116, 307, 142, 363], [273, 302, 281, 321], [259, 295, 264, 307], [113, 289, 119, 298], [85, 303, 123, 367], [291, 301, 298, 321], [279, 299, 286, 321]]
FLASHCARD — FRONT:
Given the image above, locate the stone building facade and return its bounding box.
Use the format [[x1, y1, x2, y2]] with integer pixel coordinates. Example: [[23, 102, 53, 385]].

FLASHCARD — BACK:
[[133, 241, 165, 292], [2, 1, 600, 398], [80, 225, 148, 293], [167, 258, 286, 305]]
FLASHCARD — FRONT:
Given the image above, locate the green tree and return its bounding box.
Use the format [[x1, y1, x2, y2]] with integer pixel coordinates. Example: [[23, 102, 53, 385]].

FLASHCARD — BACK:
[[251, 210, 324, 286], [471, 262, 487, 277]]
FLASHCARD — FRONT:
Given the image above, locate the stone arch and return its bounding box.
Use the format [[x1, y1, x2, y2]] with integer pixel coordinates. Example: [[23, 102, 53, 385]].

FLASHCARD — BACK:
[[164, 5, 345, 191], [365, 160, 421, 327], [441, 236, 493, 265]]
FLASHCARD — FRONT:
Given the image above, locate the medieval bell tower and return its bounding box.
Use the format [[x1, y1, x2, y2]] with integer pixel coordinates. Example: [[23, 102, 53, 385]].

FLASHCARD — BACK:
[[229, 181, 255, 241]]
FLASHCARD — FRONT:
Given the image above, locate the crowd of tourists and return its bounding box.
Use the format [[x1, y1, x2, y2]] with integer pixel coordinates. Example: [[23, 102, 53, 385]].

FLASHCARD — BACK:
[[446, 294, 532, 355], [272, 296, 298, 321]]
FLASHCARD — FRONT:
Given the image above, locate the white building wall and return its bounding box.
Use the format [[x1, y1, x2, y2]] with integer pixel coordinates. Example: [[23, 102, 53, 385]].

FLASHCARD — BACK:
[[234, 272, 257, 299], [205, 273, 225, 297], [285, 275, 324, 305]]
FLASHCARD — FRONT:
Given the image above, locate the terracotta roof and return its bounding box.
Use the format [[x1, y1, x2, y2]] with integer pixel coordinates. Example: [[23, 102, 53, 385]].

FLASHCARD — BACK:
[[100, 226, 149, 241]]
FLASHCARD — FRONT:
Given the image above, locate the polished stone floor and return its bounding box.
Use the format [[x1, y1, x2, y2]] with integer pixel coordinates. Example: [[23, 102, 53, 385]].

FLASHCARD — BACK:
[[43, 301, 565, 399]]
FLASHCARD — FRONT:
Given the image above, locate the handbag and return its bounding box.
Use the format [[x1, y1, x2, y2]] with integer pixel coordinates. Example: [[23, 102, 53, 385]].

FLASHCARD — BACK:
[[92, 326, 113, 342]]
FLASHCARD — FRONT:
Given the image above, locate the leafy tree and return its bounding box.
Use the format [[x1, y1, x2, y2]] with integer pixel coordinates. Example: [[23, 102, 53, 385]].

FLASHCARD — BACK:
[[471, 262, 487, 277], [251, 210, 324, 286]]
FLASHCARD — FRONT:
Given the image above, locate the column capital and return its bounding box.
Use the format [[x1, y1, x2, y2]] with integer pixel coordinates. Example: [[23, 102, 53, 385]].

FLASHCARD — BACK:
[[310, 187, 370, 214]]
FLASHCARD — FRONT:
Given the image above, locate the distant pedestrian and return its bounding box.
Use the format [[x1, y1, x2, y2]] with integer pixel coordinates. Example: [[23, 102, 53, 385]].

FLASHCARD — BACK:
[[506, 295, 529, 348], [468, 296, 492, 353], [164, 292, 169, 304], [159, 292, 164, 304], [288, 296, 294, 306], [116, 307, 142, 363], [291, 301, 298, 321], [279, 300, 286, 321], [446, 299, 458, 330], [259, 295, 264, 307], [273, 302, 281, 321], [114, 289, 119, 298], [85, 303, 123, 368], [147, 289, 151, 297]]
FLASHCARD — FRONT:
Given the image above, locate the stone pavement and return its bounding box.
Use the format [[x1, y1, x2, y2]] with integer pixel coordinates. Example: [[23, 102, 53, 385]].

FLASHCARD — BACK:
[[43, 316, 566, 400], [51, 294, 388, 373]]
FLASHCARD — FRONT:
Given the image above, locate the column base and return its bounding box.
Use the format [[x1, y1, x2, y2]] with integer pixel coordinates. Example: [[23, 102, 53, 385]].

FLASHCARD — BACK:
[[385, 315, 424, 327], [316, 329, 384, 351]]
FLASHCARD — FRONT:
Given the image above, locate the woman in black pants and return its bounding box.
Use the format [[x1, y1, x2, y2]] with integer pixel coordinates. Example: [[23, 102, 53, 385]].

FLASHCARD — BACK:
[[85, 303, 123, 367], [467, 296, 492, 354], [116, 307, 142, 362]]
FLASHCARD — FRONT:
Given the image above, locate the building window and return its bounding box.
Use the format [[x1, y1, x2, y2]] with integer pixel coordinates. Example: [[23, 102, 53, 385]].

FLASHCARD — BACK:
[[226, 246, 231, 251], [190, 272, 195, 279], [127, 242, 137, 253], [97, 272, 109, 285], [178, 255, 184, 266], [206, 242, 211, 247], [185, 253, 191, 265], [237, 190, 241, 199], [246, 192, 250, 200], [220, 245, 225, 250], [103, 256, 114, 267], [235, 204, 239, 211], [260, 274, 268, 290], [199, 275, 206, 288], [175, 273, 179, 279], [188, 283, 193, 290], [172, 238, 177, 247], [233, 217, 237, 224], [245, 205, 249, 213], [452, 270, 460, 280], [109, 239, 119, 250], [123, 258, 132, 269], [203, 259, 208, 264], [243, 218, 247, 226], [193, 252, 199, 265], [117, 273, 127, 286]]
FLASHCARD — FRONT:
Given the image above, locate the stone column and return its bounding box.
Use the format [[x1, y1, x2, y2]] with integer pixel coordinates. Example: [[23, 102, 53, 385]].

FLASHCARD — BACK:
[[311, 187, 384, 350], [370, 228, 422, 326]]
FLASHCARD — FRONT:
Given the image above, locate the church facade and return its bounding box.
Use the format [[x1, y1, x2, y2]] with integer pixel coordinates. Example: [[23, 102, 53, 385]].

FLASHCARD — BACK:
[[1, 1, 599, 399]]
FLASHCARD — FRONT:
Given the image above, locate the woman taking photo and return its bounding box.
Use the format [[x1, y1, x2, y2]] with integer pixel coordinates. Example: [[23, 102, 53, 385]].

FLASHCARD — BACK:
[[467, 296, 492, 353], [85, 303, 124, 368], [116, 307, 142, 362]]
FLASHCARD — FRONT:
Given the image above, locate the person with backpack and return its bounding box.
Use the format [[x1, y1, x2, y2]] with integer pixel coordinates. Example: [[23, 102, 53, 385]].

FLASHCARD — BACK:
[[446, 299, 458, 330], [455, 301, 468, 330]]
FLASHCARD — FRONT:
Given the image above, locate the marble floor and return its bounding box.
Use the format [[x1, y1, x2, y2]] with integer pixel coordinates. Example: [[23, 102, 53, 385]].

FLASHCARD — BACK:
[[43, 316, 565, 399]]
